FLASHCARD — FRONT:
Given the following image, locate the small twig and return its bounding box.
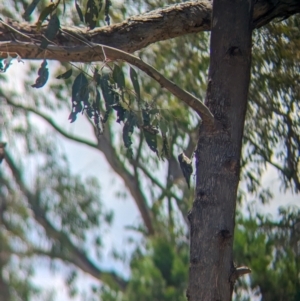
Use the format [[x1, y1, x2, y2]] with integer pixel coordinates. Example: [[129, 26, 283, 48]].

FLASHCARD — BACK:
[[0, 19, 32, 41], [230, 266, 251, 283], [5, 99, 98, 149]]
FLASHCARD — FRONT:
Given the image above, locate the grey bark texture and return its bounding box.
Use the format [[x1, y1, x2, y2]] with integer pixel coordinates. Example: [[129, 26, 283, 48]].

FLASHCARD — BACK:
[[187, 0, 254, 300]]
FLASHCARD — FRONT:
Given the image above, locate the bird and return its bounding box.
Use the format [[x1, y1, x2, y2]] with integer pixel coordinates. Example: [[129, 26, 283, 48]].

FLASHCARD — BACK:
[[178, 152, 193, 189]]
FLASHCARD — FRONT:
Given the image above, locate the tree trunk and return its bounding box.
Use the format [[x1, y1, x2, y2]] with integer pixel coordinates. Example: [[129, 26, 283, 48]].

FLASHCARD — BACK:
[[187, 0, 254, 300]]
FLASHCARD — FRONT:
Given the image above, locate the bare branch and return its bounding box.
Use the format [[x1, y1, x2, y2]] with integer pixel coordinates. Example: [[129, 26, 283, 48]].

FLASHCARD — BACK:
[[5, 99, 98, 149], [102, 45, 214, 124], [90, 120, 155, 235]]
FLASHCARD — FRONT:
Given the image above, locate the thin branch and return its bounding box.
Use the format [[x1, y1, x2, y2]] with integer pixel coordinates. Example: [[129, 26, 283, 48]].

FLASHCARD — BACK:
[[87, 116, 155, 235], [100, 44, 215, 124], [230, 266, 251, 283], [244, 134, 297, 185], [6, 98, 155, 234], [5, 99, 98, 149], [138, 161, 181, 204], [245, 134, 285, 171], [3, 150, 127, 290]]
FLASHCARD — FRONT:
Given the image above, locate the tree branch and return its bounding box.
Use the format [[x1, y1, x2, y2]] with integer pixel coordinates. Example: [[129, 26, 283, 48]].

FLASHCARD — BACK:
[[5, 99, 98, 149], [2, 1, 298, 123], [2, 40, 215, 124], [137, 161, 183, 206], [101, 45, 215, 124], [244, 134, 300, 190], [3, 149, 127, 290], [90, 119, 155, 235], [5, 97, 155, 234], [0, 0, 299, 59]]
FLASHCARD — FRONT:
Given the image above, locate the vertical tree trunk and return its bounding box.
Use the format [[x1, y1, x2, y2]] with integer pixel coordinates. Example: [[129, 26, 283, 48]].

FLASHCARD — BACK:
[[187, 1, 254, 300]]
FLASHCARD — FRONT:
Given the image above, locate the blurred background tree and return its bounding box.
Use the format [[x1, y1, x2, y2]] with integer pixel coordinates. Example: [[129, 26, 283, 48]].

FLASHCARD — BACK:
[[0, 1, 299, 300]]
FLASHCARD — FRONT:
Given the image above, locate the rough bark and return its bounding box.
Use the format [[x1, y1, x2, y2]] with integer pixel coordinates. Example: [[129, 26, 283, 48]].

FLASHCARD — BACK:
[[0, 0, 299, 62], [187, 0, 254, 300]]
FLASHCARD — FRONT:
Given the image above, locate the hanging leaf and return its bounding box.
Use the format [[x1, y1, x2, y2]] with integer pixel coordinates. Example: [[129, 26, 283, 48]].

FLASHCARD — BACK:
[[93, 68, 101, 85], [144, 129, 158, 155], [40, 14, 60, 50], [159, 118, 168, 136], [69, 72, 89, 122], [142, 106, 151, 126], [92, 89, 103, 136], [123, 113, 136, 158], [75, 1, 84, 22], [85, 0, 102, 29], [36, 3, 56, 30], [100, 75, 115, 106], [23, 0, 41, 20], [100, 74, 118, 122], [161, 135, 169, 159], [130, 67, 140, 102], [97, 0, 103, 12], [104, 0, 111, 25], [94, 87, 101, 110], [56, 68, 72, 79], [113, 65, 125, 91], [158, 118, 169, 158], [31, 60, 49, 88], [112, 104, 127, 123], [141, 106, 159, 154]]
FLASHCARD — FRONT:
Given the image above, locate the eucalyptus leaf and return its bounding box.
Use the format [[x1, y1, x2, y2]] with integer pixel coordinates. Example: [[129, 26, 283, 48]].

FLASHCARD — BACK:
[[75, 1, 84, 22], [69, 72, 89, 122], [56, 69, 72, 79], [144, 129, 158, 155], [113, 65, 126, 91], [40, 14, 60, 50], [23, 0, 41, 20], [36, 3, 56, 30], [123, 113, 136, 158], [85, 0, 101, 29], [130, 67, 140, 102], [31, 60, 49, 88]]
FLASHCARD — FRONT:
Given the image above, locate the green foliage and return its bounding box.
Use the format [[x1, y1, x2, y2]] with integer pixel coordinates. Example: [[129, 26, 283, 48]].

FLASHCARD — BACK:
[[31, 59, 49, 88], [234, 206, 300, 301], [102, 235, 189, 301], [23, 0, 42, 20], [63, 64, 174, 158], [243, 17, 300, 193], [36, 2, 58, 30], [40, 13, 60, 50], [75, 1, 84, 22], [0, 1, 300, 301], [56, 68, 72, 79], [85, 0, 103, 29], [130, 67, 141, 103]]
